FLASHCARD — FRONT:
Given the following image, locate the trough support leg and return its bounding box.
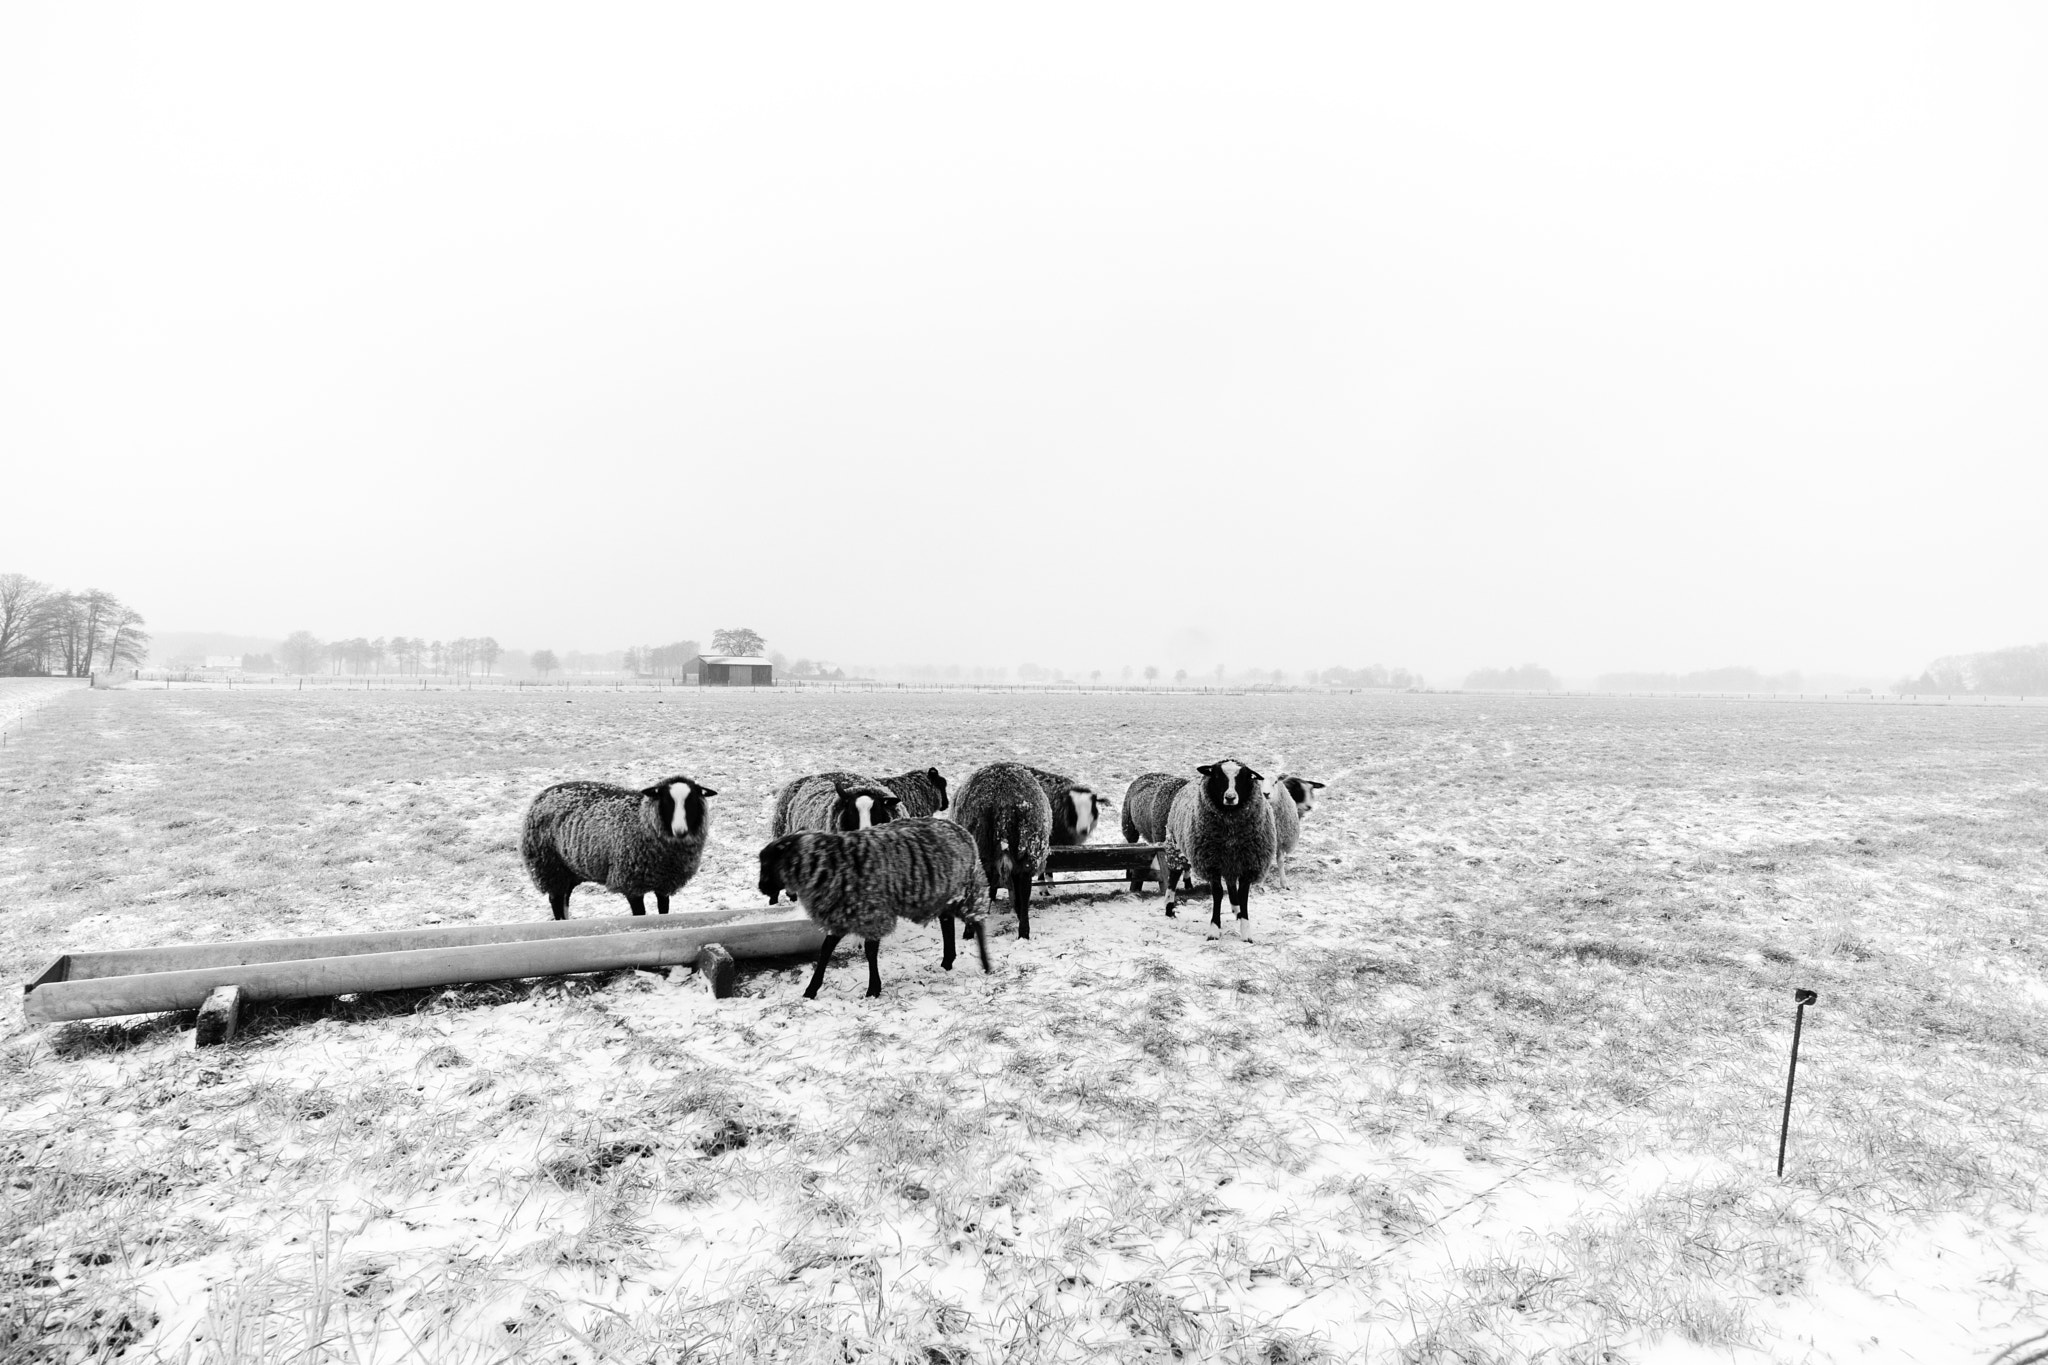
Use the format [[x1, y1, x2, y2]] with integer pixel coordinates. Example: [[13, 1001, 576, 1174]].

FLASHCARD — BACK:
[[195, 985, 243, 1047], [698, 943, 737, 999]]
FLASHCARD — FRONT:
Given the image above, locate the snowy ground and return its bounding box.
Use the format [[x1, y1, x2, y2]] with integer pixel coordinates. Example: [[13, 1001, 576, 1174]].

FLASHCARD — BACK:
[[0, 677, 84, 745], [2, 686, 2045, 1362]]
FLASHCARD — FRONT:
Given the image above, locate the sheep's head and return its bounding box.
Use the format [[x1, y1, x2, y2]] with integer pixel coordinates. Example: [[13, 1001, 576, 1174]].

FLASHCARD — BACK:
[[757, 832, 805, 904], [1275, 775, 1326, 815], [1197, 760, 1264, 811], [830, 783, 902, 831], [1051, 786, 1104, 844], [643, 776, 716, 839], [925, 768, 949, 813]]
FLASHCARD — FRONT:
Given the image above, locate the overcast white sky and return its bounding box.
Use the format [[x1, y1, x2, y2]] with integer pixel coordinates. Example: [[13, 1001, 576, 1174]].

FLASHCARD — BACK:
[[3, 3, 2042, 679]]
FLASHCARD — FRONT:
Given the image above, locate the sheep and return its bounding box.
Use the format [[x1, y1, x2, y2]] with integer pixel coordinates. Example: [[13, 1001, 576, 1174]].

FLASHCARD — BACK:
[[1163, 759, 1277, 939], [765, 772, 906, 902], [950, 761, 1053, 939], [758, 817, 991, 998], [1267, 774, 1326, 890], [521, 776, 717, 919], [880, 766, 950, 818], [1025, 766, 1106, 846], [772, 771, 904, 838], [1120, 772, 1189, 892]]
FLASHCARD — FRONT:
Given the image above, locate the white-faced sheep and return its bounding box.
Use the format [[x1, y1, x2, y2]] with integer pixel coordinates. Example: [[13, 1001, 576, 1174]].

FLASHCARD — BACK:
[[1026, 766, 1106, 846], [766, 772, 906, 903], [1120, 772, 1189, 893], [1164, 760, 1277, 939], [880, 767, 950, 818], [758, 817, 991, 998], [951, 761, 1053, 939], [772, 772, 903, 837], [1267, 774, 1326, 889], [521, 776, 717, 919]]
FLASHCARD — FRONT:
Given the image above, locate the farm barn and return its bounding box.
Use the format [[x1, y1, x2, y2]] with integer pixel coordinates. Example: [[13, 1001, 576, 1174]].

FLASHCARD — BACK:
[[690, 654, 775, 686]]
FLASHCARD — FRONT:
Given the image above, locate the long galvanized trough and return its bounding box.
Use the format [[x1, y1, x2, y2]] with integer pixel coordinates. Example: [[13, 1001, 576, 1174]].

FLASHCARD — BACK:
[[21, 908, 826, 1024]]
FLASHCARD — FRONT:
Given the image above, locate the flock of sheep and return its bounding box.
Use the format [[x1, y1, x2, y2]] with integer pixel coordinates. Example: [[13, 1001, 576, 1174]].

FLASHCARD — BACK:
[[518, 759, 1325, 998]]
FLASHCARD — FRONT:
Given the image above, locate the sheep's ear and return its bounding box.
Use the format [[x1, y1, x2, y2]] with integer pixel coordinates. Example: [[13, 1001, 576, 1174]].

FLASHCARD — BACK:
[[881, 794, 904, 812], [1196, 764, 1217, 777], [1306, 780, 1326, 790], [927, 767, 943, 784], [696, 785, 718, 799]]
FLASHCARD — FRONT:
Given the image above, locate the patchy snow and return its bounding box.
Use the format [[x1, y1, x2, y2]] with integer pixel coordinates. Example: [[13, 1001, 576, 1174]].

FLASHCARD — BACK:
[[3, 688, 2047, 1362]]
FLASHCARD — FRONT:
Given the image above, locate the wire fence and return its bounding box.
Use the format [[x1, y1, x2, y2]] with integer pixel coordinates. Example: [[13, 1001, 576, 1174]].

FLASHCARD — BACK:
[[98, 671, 2048, 705]]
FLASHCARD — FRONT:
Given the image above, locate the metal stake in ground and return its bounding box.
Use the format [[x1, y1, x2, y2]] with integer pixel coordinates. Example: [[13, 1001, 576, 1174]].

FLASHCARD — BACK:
[[1777, 987, 1819, 1177]]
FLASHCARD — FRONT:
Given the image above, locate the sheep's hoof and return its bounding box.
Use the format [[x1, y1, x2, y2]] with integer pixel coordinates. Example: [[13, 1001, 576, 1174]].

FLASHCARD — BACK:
[[1205, 925, 1222, 940], [1164, 906, 1178, 918], [865, 986, 881, 999]]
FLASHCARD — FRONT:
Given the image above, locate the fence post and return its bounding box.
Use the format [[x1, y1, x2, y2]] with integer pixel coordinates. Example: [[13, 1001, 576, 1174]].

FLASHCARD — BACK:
[[1777, 987, 1818, 1176]]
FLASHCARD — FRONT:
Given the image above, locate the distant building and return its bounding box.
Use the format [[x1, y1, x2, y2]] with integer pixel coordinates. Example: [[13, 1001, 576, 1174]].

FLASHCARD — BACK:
[[203, 655, 244, 671], [691, 655, 775, 686]]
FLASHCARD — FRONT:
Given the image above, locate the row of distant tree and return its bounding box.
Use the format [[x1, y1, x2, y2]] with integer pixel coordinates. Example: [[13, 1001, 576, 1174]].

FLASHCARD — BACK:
[[1896, 643, 2048, 695], [1464, 664, 1813, 692], [248, 626, 791, 680], [1595, 666, 1804, 693], [1464, 664, 1561, 691], [935, 662, 1426, 687], [0, 574, 149, 677], [272, 632, 505, 677]]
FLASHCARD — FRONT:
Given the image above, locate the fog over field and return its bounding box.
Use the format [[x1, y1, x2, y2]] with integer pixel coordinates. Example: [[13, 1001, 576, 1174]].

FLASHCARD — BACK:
[[4, 4, 2045, 680]]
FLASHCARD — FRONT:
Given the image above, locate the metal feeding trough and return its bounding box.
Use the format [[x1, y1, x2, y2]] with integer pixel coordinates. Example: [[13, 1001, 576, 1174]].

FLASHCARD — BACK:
[[1039, 842, 1174, 892], [21, 909, 826, 1044]]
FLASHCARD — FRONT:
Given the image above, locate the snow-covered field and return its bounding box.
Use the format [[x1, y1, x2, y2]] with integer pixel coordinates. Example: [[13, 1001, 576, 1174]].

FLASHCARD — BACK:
[[2, 685, 2045, 1363], [0, 677, 84, 744]]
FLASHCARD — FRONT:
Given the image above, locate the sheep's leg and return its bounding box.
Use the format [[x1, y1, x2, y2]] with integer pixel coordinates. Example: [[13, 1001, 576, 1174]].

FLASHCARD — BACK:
[[767, 889, 781, 905], [1232, 875, 1253, 939], [548, 890, 570, 921], [972, 920, 992, 973], [655, 891, 671, 915], [977, 814, 1002, 899], [803, 932, 845, 999], [940, 909, 958, 971], [625, 892, 648, 916], [1010, 866, 1034, 940], [864, 938, 883, 998], [1209, 880, 1226, 936]]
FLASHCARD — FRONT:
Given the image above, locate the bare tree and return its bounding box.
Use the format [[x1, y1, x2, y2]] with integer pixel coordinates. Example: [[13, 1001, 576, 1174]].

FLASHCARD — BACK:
[[531, 649, 559, 678], [102, 606, 149, 672], [477, 637, 502, 676], [711, 627, 766, 656], [1144, 665, 1159, 684], [0, 573, 53, 674], [279, 631, 324, 674]]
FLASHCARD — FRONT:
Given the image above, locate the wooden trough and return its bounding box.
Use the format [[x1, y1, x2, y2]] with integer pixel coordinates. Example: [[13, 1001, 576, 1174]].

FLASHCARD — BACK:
[[1042, 842, 1172, 891], [21, 908, 827, 1038]]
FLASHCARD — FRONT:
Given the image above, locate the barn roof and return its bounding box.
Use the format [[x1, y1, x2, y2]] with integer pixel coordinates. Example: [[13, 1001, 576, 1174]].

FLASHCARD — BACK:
[[693, 655, 775, 667]]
